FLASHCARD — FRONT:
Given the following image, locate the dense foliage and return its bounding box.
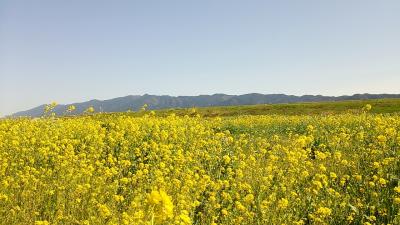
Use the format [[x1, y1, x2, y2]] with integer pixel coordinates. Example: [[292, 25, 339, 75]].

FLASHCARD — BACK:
[[0, 109, 399, 224]]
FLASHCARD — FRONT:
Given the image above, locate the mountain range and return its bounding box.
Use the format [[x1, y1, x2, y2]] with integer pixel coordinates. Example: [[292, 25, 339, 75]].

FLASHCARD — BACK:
[[12, 93, 400, 117]]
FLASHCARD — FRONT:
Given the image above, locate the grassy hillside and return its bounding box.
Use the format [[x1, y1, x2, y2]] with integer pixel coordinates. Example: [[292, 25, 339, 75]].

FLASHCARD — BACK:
[[122, 98, 400, 117], [13, 93, 400, 117]]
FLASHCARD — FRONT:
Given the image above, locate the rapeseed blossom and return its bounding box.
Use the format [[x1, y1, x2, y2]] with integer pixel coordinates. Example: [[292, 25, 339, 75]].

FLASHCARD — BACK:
[[0, 106, 399, 224]]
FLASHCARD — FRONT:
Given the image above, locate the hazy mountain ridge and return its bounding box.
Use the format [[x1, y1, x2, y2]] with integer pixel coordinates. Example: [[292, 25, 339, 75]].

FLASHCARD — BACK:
[[12, 93, 400, 117]]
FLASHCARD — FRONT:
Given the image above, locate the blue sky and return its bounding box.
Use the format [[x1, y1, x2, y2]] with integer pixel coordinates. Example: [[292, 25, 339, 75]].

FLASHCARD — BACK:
[[1, 0, 399, 116]]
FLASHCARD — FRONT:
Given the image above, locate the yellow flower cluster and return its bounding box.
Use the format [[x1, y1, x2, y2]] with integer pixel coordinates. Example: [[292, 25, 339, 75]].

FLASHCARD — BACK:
[[0, 110, 399, 224]]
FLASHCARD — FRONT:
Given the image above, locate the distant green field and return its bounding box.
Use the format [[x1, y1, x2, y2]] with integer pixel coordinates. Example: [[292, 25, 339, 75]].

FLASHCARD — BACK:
[[120, 98, 400, 117]]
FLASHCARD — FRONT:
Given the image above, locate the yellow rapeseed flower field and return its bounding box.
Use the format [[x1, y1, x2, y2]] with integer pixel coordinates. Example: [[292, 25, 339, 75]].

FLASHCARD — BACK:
[[0, 107, 399, 224]]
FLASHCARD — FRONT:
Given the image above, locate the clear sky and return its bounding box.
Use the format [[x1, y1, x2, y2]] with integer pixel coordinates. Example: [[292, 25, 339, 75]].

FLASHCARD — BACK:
[[1, 0, 399, 116]]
